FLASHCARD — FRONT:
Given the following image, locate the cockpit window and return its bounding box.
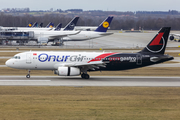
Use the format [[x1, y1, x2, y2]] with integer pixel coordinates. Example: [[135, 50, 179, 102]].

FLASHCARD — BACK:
[[12, 56, 21, 59]]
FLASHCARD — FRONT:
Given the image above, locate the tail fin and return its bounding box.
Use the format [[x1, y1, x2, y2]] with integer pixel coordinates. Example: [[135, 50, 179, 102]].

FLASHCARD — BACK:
[[95, 16, 113, 32], [63, 17, 79, 31], [54, 23, 62, 31], [139, 27, 171, 54], [27, 22, 33, 27], [39, 23, 43, 28], [46, 22, 54, 28], [32, 22, 38, 27]]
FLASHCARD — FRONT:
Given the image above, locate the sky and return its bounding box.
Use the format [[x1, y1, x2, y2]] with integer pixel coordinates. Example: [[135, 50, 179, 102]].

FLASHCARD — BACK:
[[0, 0, 180, 11]]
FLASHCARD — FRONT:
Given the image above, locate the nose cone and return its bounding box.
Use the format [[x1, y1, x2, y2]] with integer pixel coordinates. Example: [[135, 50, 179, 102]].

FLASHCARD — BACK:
[[5, 59, 11, 67]]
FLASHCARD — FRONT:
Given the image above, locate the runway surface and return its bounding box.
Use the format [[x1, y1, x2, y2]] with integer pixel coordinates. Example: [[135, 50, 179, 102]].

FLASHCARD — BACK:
[[0, 76, 180, 87]]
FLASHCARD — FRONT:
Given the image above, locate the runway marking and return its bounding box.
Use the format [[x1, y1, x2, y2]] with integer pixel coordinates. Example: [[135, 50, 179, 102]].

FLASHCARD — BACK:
[[0, 80, 51, 82]]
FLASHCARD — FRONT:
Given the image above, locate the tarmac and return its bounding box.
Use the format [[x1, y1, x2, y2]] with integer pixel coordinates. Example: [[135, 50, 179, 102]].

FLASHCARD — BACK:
[[0, 76, 180, 87], [1, 31, 179, 48]]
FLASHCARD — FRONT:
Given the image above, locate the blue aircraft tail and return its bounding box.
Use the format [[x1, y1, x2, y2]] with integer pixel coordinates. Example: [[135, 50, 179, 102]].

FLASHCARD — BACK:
[[54, 23, 62, 31], [95, 16, 113, 32], [64, 17, 79, 31], [46, 22, 54, 28], [39, 23, 43, 28], [32, 22, 38, 27], [27, 22, 33, 27]]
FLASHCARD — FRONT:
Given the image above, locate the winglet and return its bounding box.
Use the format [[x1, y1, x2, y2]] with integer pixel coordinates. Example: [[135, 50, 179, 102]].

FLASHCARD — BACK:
[[95, 16, 114, 32]]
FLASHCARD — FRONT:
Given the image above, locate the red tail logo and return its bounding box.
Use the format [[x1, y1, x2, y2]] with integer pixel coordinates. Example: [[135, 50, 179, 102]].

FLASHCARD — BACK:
[[150, 33, 164, 46]]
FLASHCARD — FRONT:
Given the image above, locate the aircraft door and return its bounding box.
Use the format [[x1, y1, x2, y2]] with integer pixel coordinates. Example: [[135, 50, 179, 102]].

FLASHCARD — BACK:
[[136, 54, 142, 65], [26, 53, 31, 64], [28, 31, 34, 38]]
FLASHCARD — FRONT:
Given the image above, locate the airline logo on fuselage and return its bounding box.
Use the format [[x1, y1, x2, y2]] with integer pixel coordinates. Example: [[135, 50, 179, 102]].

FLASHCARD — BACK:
[[38, 53, 86, 62]]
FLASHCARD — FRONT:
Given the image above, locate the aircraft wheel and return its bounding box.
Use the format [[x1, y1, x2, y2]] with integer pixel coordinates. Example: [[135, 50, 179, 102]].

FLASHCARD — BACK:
[[26, 74, 30, 78], [81, 73, 85, 78], [81, 74, 90, 79], [84, 74, 90, 79]]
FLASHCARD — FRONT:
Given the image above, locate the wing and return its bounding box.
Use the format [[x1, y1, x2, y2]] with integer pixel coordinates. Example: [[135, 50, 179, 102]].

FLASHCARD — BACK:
[[48, 31, 81, 40], [54, 61, 108, 71]]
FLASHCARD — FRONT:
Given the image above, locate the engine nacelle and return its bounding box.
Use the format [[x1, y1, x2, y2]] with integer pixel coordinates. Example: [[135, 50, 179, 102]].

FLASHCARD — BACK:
[[54, 67, 80, 76], [169, 35, 174, 40]]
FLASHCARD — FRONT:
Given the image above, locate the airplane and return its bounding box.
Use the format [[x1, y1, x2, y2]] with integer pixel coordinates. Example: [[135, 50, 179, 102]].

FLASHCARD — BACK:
[[169, 33, 180, 42], [0, 22, 54, 31], [5, 27, 173, 79], [62, 17, 79, 31], [3, 16, 113, 44], [56, 16, 114, 43], [74, 26, 98, 31]]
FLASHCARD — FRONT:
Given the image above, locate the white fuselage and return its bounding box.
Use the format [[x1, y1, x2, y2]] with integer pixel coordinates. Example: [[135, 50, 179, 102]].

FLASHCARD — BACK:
[[9, 29, 113, 41], [5, 51, 112, 70]]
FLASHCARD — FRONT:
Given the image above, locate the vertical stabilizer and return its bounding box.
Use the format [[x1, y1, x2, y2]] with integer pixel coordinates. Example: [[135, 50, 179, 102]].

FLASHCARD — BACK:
[[54, 23, 62, 31], [139, 27, 171, 54], [95, 16, 113, 32], [64, 17, 79, 31]]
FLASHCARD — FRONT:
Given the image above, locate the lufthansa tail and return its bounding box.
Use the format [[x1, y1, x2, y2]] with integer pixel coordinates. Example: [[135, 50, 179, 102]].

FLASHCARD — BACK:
[[139, 27, 171, 54], [54, 23, 62, 31], [64, 17, 79, 31], [39, 23, 43, 28], [27, 22, 33, 27], [32, 22, 38, 27], [95, 16, 113, 32], [46, 22, 54, 28]]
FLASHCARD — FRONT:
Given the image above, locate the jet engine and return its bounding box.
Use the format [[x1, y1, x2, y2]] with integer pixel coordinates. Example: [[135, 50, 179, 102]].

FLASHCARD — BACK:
[[169, 35, 174, 40], [54, 67, 80, 76]]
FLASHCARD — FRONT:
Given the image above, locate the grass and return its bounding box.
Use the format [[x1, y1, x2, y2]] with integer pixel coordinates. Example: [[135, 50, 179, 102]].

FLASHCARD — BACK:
[[0, 87, 180, 120]]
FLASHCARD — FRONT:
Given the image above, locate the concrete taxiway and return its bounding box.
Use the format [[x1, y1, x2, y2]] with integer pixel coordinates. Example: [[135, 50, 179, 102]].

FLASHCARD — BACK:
[[1, 31, 179, 48], [0, 76, 180, 87]]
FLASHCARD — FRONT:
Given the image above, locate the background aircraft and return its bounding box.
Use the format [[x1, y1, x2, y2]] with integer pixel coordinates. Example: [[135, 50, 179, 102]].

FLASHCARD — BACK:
[[5, 27, 173, 79], [169, 33, 180, 42]]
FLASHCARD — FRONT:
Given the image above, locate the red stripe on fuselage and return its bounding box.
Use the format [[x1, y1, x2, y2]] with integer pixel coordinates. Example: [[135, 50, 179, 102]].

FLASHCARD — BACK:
[[87, 53, 117, 63]]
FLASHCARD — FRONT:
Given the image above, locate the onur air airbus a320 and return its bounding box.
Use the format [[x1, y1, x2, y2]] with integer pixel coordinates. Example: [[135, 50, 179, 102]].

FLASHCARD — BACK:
[[6, 27, 173, 79]]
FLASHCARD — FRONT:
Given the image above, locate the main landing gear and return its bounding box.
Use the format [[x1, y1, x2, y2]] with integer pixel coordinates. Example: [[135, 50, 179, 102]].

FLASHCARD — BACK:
[[26, 70, 31, 78], [81, 73, 90, 79]]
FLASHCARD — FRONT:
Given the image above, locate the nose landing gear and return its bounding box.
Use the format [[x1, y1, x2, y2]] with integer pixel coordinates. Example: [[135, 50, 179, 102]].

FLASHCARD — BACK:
[[26, 70, 31, 78]]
